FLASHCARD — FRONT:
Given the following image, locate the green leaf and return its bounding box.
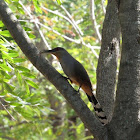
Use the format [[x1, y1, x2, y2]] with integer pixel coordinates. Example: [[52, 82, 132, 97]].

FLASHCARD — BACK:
[[24, 81, 30, 94], [3, 82, 15, 93], [26, 79, 38, 89], [13, 58, 26, 63], [0, 92, 7, 97], [83, 136, 94, 140], [24, 27, 32, 31], [1, 42, 12, 48], [16, 5, 25, 14], [56, 0, 62, 5], [8, 52, 19, 57], [26, 95, 40, 104], [15, 105, 34, 120], [0, 63, 12, 72], [0, 44, 9, 51], [0, 70, 12, 79], [21, 72, 36, 79], [33, 108, 41, 117], [4, 97, 14, 102], [27, 33, 36, 39], [0, 21, 4, 27], [2, 51, 13, 62], [15, 71, 22, 86], [8, 50, 19, 57], [76, 123, 84, 134], [3, 79, 10, 82], [33, 0, 42, 13], [16, 66, 30, 72], [11, 0, 19, 2], [0, 39, 4, 43], [10, 102, 22, 107], [0, 30, 11, 37]]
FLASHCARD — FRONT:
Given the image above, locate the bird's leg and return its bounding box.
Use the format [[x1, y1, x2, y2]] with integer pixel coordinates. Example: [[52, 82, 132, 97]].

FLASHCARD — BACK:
[[62, 76, 73, 83], [77, 85, 82, 93]]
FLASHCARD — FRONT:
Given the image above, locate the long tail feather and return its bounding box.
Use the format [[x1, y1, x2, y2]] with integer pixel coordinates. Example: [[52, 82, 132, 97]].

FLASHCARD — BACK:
[[86, 94, 108, 125]]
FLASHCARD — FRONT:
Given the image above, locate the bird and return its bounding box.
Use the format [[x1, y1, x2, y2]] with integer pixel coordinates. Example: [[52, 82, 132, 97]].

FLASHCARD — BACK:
[[40, 47, 108, 125]]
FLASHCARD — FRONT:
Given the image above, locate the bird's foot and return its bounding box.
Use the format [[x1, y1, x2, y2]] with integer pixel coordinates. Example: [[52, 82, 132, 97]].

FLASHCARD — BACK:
[[77, 85, 81, 93], [62, 76, 72, 83]]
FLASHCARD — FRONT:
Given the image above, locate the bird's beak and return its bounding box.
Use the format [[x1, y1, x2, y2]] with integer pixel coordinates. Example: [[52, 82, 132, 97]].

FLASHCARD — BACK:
[[40, 49, 55, 54]]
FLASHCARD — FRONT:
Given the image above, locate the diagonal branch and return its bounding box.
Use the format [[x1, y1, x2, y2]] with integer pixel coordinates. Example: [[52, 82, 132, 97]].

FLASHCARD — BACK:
[[41, 6, 82, 39], [0, 102, 16, 121], [0, 0, 107, 139], [60, 5, 83, 36], [19, 0, 51, 50], [0, 98, 16, 121]]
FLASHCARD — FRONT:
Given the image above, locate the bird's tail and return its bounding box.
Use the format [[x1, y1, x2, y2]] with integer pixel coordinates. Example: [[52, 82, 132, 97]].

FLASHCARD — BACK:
[[86, 94, 108, 125]]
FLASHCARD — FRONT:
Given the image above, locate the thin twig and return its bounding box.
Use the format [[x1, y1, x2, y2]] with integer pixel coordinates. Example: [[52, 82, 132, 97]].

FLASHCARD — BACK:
[[19, 0, 51, 50], [18, 19, 100, 58], [0, 99, 16, 121], [0, 35, 15, 49], [60, 5, 83, 36], [37, 21, 81, 43], [83, 42, 99, 58], [90, 0, 101, 42], [41, 6, 82, 39], [101, 0, 106, 14], [19, 1, 99, 58], [37, 21, 99, 57]]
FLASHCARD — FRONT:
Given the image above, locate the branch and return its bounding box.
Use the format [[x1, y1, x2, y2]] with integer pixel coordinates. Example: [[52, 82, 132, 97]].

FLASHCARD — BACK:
[[41, 6, 82, 39], [101, 0, 106, 14], [36, 21, 100, 58], [37, 21, 81, 44], [90, 0, 102, 42], [19, 0, 51, 50], [19, 3, 100, 58], [60, 5, 83, 36], [0, 98, 16, 121], [0, 0, 107, 139], [18, 18, 100, 58], [96, 0, 120, 121]]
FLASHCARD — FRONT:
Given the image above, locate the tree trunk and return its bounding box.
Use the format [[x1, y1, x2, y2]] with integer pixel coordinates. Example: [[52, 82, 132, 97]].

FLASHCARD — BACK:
[[108, 0, 140, 139], [96, 0, 120, 121]]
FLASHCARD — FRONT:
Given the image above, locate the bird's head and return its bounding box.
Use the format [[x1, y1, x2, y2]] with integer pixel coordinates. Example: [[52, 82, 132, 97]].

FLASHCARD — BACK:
[[40, 47, 66, 59]]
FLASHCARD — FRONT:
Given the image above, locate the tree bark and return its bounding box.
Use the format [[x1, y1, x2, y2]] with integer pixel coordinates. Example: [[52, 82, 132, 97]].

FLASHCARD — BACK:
[[109, 0, 140, 139], [96, 0, 120, 121]]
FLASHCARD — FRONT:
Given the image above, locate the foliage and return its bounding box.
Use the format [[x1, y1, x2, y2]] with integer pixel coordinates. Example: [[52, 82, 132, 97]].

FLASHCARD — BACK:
[[0, 0, 106, 139]]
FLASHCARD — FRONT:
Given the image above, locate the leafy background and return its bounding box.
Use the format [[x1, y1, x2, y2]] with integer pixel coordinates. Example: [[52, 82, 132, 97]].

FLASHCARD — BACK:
[[0, 0, 106, 139]]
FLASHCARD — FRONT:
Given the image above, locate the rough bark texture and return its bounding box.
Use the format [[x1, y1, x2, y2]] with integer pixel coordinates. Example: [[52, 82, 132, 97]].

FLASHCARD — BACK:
[[0, 0, 140, 139], [0, 0, 107, 139], [109, 0, 140, 139], [96, 0, 120, 121]]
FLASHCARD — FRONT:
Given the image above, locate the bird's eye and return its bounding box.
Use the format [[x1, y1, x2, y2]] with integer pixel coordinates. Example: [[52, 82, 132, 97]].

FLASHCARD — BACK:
[[56, 47, 62, 51], [53, 47, 63, 51]]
